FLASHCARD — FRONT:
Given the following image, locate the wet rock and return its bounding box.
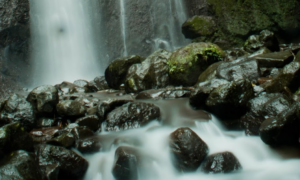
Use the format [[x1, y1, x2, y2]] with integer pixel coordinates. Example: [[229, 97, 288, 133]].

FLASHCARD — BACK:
[[248, 47, 272, 58], [36, 144, 89, 179], [244, 30, 279, 53], [97, 99, 133, 122], [201, 151, 242, 174], [197, 62, 222, 83], [56, 81, 81, 94], [190, 79, 230, 108], [75, 136, 102, 154], [75, 115, 100, 131], [30, 127, 62, 144], [70, 126, 94, 140], [136, 87, 191, 100], [92, 76, 109, 91], [182, 15, 217, 40], [261, 61, 300, 93], [105, 102, 160, 131], [0, 150, 41, 180], [36, 117, 56, 129], [105, 55, 144, 89], [48, 132, 75, 148], [112, 146, 139, 180], [0, 123, 33, 155], [254, 50, 294, 68], [240, 93, 292, 135], [168, 43, 224, 86], [169, 127, 209, 172], [73, 79, 89, 87], [260, 103, 300, 146], [205, 79, 254, 119], [27, 85, 59, 115], [216, 57, 260, 83], [0, 94, 35, 131], [57, 100, 86, 117], [125, 49, 171, 93], [225, 48, 249, 62]]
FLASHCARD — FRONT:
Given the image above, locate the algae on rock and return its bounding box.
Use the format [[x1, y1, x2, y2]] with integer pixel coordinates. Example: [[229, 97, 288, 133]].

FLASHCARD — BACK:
[[167, 42, 224, 86]]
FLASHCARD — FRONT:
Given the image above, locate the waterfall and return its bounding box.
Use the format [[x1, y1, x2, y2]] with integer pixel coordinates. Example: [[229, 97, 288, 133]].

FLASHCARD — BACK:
[[29, 0, 101, 85], [120, 0, 128, 56]]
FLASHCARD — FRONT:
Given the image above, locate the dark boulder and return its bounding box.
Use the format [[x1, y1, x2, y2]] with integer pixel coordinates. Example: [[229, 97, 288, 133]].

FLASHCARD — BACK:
[[125, 49, 171, 93], [30, 127, 62, 144], [205, 79, 254, 119], [216, 57, 260, 83], [70, 126, 94, 140], [254, 50, 294, 68], [112, 146, 139, 180], [197, 62, 222, 83], [0, 150, 41, 180], [48, 132, 75, 148], [75, 115, 100, 132], [56, 100, 86, 117], [169, 127, 209, 172], [0, 94, 35, 131], [104, 102, 160, 131], [259, 103, 300, 146], [261, 61, 300, 93], [0, 122, 33, 156], [244, 30, 279, 53], [181, 15, 217, 40], [190, 79, 229, 108], [36, 117, 56, 129], [105, 55, 144, 89], [201, 151, 242, 174], [92, 76, 109, 91], [97, 99, 133, 122], [75, 136, 102, 154], [136, 87, 191, 100], [27, 85, 59, 115], [36, 144, 89, 179], [168, 43, 224, 86], [240, 93, 292, 135]]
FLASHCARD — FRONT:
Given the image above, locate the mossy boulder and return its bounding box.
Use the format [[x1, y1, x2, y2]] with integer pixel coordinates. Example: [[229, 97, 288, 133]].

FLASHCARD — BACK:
[[206, 0, 300, 45], [182, 15, 217, 40], [105, 55, 145, 89], [125, 49, 171, 93], [168, 43, 225, 86]]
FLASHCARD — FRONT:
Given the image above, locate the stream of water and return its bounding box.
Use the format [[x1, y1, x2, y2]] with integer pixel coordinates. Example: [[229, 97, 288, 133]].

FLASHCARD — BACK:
[[83, 98, 300, 180]]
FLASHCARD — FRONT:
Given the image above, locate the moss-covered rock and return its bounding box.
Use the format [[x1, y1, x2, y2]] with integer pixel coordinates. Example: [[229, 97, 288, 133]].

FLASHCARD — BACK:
[[206, 0, 300, 46], [182, 15, 217, 40], [125, 49, 171, 93], [168, 42, 224, 86], [105, 55, 144, 89]]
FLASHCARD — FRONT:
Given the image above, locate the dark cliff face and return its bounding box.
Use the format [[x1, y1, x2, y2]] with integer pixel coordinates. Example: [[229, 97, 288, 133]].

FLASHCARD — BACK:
[[94, 0, 189, 62], [185, 0, 208, 16], [0, 0, 30, 98]]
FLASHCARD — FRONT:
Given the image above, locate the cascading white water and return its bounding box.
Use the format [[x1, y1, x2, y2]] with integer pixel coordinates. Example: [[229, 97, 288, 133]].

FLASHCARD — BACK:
[[83, 99, 300, 180], [30, 0, 101, 85], [120, 0, 128, 56]]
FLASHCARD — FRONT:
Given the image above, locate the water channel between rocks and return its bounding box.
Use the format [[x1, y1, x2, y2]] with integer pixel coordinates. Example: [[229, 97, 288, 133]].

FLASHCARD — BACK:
[[79, 92, 300, 180]]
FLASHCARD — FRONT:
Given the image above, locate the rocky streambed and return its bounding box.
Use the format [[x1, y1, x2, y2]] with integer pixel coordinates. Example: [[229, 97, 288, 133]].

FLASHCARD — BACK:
[[1, 30, 300, 179]]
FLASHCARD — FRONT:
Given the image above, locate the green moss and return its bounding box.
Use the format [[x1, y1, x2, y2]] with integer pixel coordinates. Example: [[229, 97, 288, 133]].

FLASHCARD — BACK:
[[167, 43, 224, 86]]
